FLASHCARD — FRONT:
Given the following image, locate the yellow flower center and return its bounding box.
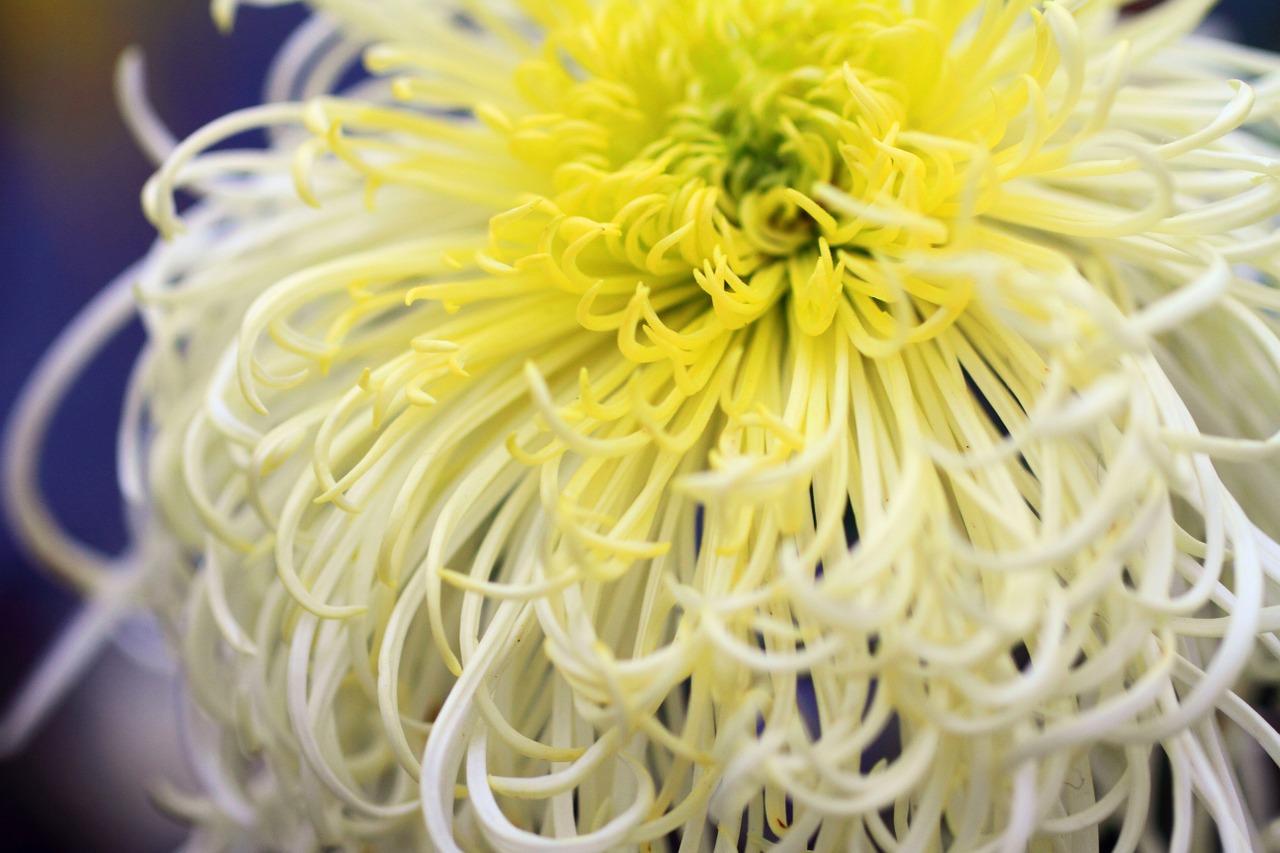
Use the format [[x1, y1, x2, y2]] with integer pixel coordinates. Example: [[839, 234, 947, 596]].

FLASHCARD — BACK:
[[477, 0, 992, 345]]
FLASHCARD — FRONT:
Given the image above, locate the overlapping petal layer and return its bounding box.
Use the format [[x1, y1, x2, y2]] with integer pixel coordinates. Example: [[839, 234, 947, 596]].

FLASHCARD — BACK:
[[11, 0, 1280, 850]]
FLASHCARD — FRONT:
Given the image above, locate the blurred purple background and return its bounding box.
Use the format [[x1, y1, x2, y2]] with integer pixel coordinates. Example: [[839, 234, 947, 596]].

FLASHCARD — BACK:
[[0, 1, 1277, 851], [0, 3, 305, 850]]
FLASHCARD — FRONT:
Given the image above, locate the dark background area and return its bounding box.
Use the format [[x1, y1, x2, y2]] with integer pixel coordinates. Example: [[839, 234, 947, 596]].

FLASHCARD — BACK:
[[0, 3, 306, 850], [0, 1, 1277, 851]]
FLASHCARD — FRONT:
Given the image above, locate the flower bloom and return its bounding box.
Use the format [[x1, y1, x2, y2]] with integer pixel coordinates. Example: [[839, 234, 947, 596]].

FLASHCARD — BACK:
[[10, 0, 1280, 849]]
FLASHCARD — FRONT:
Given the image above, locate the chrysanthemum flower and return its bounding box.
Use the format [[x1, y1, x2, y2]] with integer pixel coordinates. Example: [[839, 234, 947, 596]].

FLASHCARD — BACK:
[[10, 0, 1280, 849]]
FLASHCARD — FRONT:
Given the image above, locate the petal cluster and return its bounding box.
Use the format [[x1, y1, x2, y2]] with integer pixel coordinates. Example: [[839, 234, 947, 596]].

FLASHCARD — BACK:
[[10, 0, 1280, 850]]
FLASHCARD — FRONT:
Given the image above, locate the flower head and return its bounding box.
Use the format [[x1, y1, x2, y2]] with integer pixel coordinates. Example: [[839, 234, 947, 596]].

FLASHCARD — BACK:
[[10, 0, 1280, 849]]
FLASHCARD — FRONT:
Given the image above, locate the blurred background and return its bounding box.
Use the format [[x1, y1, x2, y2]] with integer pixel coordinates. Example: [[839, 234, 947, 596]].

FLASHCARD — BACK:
[[0, 1, 1278, 851], [0, 3, 306, 850]]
